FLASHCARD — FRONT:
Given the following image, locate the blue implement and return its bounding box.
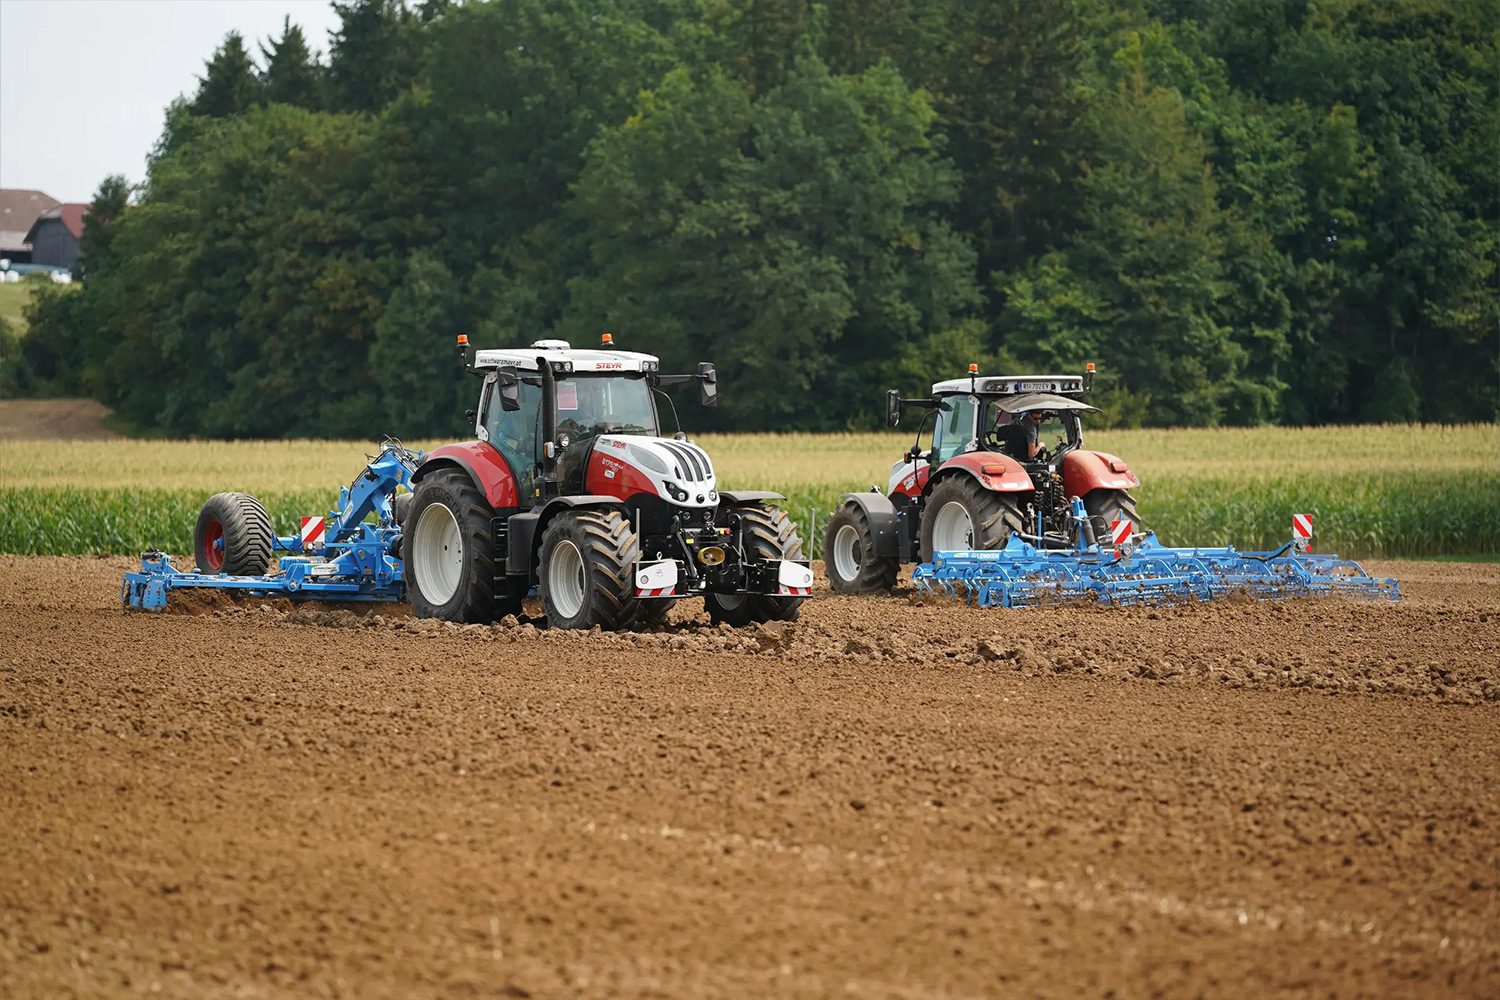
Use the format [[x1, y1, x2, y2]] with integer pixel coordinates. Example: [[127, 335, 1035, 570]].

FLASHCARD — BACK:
[[911, 498, 1399, 608], [122, 440, 419, 611]]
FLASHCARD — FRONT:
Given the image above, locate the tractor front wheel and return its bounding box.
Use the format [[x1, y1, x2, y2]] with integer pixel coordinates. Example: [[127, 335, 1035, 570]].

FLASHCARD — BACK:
[[194, 492, 272, 575], [824, 502, 899, 594], [706, 505, 805, 626], [537, 509, 641, 630], [919, 475, 1024, 562], [405, 468, 514, 623]]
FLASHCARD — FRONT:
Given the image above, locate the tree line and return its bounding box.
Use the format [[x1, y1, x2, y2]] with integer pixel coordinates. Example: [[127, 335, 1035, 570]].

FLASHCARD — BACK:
[[11, 0, 1496, 436]]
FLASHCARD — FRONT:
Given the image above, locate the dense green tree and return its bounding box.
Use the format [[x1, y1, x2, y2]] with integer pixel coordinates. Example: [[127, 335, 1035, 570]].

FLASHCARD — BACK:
[[567, 58, 980, 428], [368, 252, 470, 436], [189, 31, 262, 117], [1002, 65, 1245, 425], [327, 0, 422, 113], [260, 17, 323, 108], [75, 174, 131, 280]]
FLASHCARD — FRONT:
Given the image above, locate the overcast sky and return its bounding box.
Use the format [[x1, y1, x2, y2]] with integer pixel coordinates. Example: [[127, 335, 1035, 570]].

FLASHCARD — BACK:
[[1, 0, 343, 203]]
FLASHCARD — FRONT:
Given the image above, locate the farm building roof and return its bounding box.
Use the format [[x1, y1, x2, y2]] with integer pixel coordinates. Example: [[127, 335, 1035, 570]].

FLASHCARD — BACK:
[[0, 188, 61, 254], [24, 203, 88, 243]]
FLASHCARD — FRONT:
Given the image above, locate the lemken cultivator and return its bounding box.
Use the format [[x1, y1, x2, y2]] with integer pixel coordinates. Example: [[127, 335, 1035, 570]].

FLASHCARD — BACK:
[[827, 365, 1398, 608]]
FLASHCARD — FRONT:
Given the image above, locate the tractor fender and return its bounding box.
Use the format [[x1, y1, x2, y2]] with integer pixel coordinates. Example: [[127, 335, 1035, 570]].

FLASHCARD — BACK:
[[928, 452, 1034, 495], [1062, 450, 1140, 497], [718, 490, 785, 505], [833, 491, 901, 560], [413, 442, 520, 510]]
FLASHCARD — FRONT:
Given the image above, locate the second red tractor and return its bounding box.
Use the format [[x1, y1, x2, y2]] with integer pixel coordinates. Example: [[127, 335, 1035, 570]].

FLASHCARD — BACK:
[[823, 366, 1143, 593]]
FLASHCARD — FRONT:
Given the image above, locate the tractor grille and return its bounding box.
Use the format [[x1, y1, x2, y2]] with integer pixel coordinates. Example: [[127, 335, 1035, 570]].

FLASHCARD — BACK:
[[660, 441, 713, 483]]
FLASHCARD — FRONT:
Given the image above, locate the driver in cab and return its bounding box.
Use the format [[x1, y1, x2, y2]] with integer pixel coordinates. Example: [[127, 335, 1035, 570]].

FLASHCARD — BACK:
[[993, 407, 1047, 462]]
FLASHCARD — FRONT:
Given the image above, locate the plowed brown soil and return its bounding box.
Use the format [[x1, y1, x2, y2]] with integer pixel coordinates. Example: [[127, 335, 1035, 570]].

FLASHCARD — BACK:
[[1, 555, 1496, 998]]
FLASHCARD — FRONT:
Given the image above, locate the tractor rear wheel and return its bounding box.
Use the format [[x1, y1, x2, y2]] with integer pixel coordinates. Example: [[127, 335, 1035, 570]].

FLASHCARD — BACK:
[[194, 492, 273, 575], [405, 468, 514, 623], [391, 492, 412, 526], [1083, 489, 1142, 543], [538, 508, 641, 630], [824, 502, 899, 594], [706, 505, 804, 626], [919, 475, 1024, 562]]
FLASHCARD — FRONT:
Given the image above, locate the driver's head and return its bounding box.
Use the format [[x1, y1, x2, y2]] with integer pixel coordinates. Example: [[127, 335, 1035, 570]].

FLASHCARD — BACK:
[[1025, 409, 1044, 423]]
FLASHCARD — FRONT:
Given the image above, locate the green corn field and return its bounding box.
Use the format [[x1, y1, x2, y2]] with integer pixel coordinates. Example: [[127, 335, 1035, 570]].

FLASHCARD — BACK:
[[1, 425, 1496, 559]]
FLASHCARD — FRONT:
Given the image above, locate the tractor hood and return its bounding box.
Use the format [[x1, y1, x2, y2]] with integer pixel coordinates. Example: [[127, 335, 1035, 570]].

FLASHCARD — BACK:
[[587, 434, 719, 508]]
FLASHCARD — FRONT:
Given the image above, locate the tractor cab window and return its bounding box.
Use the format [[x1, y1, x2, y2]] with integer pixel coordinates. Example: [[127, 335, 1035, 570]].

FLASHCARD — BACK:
[[929, 395, 978, 465], [983, 401, 1078, 461], [483, 375, 543, 503], [555, 375, 660, 493]]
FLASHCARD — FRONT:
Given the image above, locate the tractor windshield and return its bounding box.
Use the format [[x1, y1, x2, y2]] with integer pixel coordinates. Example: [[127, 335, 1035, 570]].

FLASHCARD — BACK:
[[554, 374, 659, 440]]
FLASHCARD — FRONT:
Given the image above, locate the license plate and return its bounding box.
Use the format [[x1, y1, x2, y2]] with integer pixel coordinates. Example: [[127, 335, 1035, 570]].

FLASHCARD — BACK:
[[1017, 381, 1052, 391]]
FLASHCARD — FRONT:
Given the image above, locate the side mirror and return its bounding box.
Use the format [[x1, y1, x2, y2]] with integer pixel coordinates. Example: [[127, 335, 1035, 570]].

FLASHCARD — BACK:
[[885, 389, 902, 428], [698, 362, 718, 408], [497, 367, 521, 412]]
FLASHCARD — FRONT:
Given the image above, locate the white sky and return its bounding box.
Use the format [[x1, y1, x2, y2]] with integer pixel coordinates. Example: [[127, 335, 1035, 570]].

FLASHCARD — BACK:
[[0, 0, 343, 203]]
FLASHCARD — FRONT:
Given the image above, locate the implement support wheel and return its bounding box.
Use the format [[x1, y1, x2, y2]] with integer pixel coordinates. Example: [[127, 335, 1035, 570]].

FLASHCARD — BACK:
[[194, 492, 273, 575]]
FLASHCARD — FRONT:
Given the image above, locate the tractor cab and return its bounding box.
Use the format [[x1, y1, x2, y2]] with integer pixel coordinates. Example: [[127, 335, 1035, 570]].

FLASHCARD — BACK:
[[468, 338, 716, 509], [886, 369, 1100, 496]]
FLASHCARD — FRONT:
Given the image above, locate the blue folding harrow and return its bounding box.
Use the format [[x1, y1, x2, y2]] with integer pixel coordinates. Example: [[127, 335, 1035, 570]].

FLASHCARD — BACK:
[[121, 440, 419, 611], [911, 499, 1399, 608]]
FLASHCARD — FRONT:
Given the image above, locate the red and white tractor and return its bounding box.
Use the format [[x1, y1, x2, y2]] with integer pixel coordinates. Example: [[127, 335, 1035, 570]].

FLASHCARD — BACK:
[[402, 336, 812, 629], [823, 365, 1143, 593]]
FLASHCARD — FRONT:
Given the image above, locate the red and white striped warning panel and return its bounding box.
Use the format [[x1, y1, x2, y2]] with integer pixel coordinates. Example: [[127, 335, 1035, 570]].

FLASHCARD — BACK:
[[1110, 518, 1132, 547], [635, 559, 678, 598], [777, 561, 814, 597], [1292, 513, 1313, 540], [300, 516, 326, 550]]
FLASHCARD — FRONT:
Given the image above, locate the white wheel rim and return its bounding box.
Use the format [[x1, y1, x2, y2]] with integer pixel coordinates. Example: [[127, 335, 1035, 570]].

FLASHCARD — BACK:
[[413, 502, 463, 604], [932, 501, 974, 552], [548, 539, 586, 619], [832, 523, 862, 581]]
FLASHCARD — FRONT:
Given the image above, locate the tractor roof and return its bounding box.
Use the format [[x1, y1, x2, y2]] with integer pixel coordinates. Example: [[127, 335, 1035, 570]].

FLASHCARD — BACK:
[[992, 391, 1098, 413], [931, 374, 1086, 396], [473, 339, 660, 373]]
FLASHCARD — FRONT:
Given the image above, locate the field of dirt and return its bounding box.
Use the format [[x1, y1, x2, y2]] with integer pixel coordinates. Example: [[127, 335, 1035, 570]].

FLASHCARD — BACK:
[[0, 398, 120, 440], [1, 555, 1496, 998]]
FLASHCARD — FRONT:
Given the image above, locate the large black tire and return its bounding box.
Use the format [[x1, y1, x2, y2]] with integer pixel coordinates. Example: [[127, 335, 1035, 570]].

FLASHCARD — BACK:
[[706, 505, 804, 627], [1083, 489, 1143, 544], [918, 475, 1024, 562], [194, 492, 273, 575], [391, 492, 412, 526], [405, 468, 515, 623], [823, 502, 899, 594], [537, 508, 641, 630]]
